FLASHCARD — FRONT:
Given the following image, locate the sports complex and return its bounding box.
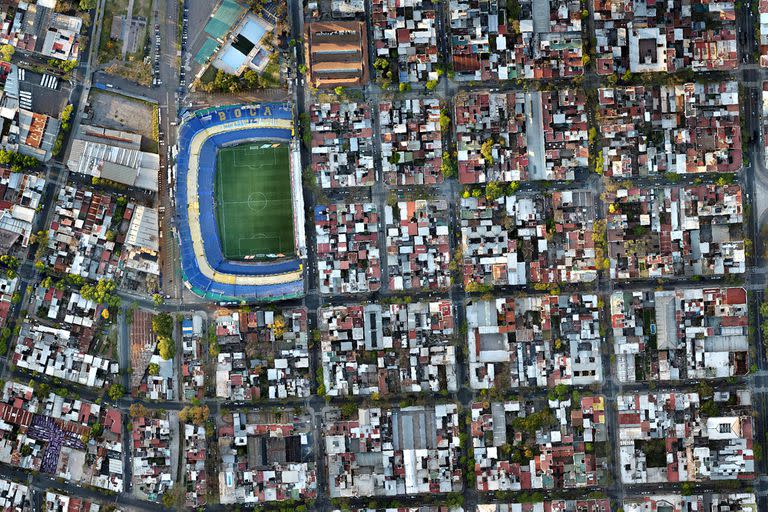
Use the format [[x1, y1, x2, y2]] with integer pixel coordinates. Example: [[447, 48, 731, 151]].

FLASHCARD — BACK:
[[175, 103, 306, 302]]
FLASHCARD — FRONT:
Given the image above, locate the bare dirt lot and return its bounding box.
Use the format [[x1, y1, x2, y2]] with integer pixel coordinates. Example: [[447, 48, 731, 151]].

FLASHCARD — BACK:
[[88, 89, 158, 152]]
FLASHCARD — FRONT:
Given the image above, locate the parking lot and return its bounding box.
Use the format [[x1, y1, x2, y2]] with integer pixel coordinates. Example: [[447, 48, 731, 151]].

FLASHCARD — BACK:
[[87, 89, 157, 151], [183, 0, 219, 80]]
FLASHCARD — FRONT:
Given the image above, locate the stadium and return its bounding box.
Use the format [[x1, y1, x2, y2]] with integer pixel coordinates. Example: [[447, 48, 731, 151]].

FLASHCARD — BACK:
[[175, 103, 306, 302]]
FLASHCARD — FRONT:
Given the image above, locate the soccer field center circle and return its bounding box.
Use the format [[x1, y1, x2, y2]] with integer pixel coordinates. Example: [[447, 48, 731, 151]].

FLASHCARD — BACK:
[[247, 192, 268, 212], [175, 103, 306, 302]]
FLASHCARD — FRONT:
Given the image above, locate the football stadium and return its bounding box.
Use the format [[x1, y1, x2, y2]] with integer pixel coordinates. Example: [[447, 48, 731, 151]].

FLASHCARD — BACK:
[[175, 103, 306, 302]]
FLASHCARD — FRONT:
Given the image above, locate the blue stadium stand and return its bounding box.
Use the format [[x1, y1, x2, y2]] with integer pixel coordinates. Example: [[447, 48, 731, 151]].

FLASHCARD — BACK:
[[175, 104, 304, 302]]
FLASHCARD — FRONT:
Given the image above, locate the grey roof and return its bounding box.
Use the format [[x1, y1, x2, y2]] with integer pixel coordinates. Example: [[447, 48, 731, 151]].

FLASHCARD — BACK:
[[125, 205, 159, 252]]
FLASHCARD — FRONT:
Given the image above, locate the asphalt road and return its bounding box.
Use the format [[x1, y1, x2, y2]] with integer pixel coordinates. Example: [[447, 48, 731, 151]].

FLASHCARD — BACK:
[[4, 0, 768, 510]]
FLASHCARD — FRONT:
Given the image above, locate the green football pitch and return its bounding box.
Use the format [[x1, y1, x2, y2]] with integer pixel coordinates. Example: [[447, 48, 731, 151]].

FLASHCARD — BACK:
[[214, 143, 295, 260]]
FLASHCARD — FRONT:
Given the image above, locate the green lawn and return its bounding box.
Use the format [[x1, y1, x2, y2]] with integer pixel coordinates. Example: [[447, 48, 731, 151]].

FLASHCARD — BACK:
[[214, 143, 295, 260]]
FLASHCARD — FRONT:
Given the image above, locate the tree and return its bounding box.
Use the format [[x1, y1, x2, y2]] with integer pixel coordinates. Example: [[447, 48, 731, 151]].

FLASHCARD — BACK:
[[59, 104, 73, 131], [480, 138, 494, 164], [548, 383, 569, 402], [425, 79, 438, 91], [209, 338, 220, 357], [398, 82, 411, 92], [161, 483, 185, 509], [271, 315, 286, 338], [65, 273, 84, 287], [129, 403, 150, 418], [152, 293, 164, 306], [334, 86, 345, 96], [151, 312, 174, 339], [0, 149, 38, 171], [439, 110, 451, 132], [34, 382, 50, 400], [32, 230, 48, 259], [485, 181, 505, 200], [107, 383, 125, 401], [0, 255, 18, 269], [148, 363, 160, 376], [80, 278, 119, 307], [440, 156, 457, 178], [90, 422, 103, 438], [79, 0, 97, 9], [340, 402, 358, 418], [158, 336, 174, 360], [0, 45, 13, 63], [179, 405, 210, 425]]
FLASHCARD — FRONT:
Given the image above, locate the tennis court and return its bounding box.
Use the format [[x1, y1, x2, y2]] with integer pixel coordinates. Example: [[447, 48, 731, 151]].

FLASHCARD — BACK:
[[214, 143, 295, 260]]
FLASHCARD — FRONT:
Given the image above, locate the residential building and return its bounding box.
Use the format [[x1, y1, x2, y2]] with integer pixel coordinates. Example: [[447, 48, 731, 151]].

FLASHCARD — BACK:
[[44, 185, 122, 281], [132, 414, 173, 501], [461, 190, 598, 286], [181, 315, 205, 401], [324, 404, 462, 497], [12, 322, 118, 387], [385, 199, 450, 290], [218, 410, 317, 504], [466, 295, 603, 389], [607, 185, 745, 278], [309, 101, 374, 188], [214, 308, 310, 400], [618, 391, 754, 483], [593, 0, 737, 74], [380, 98, 444, 185], [315, 202, 381, 294], [597, 83, 741, 177], [371, 0, 439, 83], [319, 300, 456, 396], [611, 287, 749, 382], [0, 381, 124, 492], [0, 478, 30, 511], [183, 423, 207, 508], [455, 90, 588, 183], [449, 0, 583, 80], [623, 493, 757, 512], [0, 169, 44, 253], [472, 396, 608, 490]]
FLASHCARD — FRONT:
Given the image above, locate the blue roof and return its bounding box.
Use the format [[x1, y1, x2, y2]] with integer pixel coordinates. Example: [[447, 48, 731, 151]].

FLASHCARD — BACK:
[[239, 18, 267, 45]]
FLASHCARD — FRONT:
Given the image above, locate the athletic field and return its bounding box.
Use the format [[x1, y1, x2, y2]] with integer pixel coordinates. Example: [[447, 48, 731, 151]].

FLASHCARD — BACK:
[[214, 143, 295, 260]]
